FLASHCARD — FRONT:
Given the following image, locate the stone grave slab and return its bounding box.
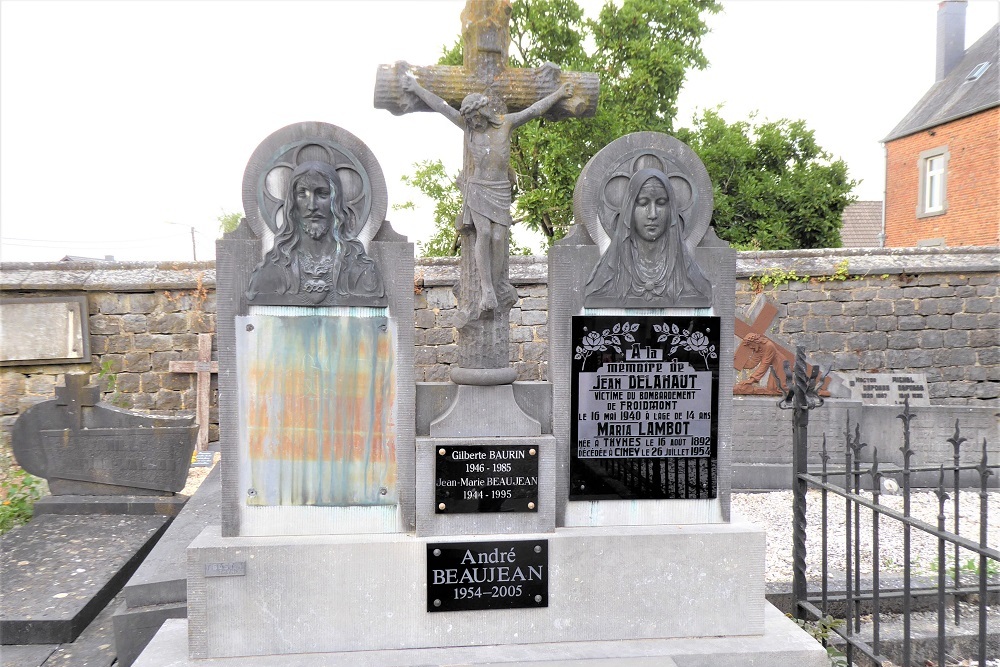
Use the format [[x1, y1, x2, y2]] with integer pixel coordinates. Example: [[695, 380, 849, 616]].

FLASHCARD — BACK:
[[30, 591, 124, 667], [1, 514, 168, 645], [1, 644, 57, 667], [32, 495, 188, 517]]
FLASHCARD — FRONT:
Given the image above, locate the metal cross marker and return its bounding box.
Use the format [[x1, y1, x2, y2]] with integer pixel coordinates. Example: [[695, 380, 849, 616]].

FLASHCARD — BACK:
[[376, 0, 598, 381], [168, 333, 218, 451]]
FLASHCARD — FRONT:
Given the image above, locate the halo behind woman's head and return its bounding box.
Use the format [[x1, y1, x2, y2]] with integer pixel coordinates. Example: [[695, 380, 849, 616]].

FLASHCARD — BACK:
[[574, 132, 713, 254]]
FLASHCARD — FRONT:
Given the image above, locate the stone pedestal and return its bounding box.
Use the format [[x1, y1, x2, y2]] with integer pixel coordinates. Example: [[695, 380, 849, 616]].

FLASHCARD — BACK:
[[185, 523, 766, 658]]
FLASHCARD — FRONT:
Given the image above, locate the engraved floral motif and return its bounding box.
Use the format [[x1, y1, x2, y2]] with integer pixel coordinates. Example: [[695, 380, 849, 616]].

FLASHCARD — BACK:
[[654, 322, 717, 369], [574, 321, 640, 362]]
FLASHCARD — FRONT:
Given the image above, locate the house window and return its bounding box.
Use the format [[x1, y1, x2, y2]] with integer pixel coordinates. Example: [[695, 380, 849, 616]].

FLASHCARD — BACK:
[[917, 146, 949, 218]]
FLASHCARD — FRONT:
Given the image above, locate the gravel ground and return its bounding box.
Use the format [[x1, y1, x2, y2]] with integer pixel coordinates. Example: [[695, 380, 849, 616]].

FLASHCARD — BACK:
[[732, 490, 1000, 584]]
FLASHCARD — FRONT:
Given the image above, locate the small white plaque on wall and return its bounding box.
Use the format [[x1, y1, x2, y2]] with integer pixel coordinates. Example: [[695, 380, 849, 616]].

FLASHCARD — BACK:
[[848, 373, 930, 406], [0, 296, 90, 366]]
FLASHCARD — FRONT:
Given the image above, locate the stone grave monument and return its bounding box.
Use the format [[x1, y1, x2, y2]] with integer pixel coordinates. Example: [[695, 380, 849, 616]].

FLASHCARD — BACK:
[[3, 373, 197, 646], [135, 2, 823, 665]]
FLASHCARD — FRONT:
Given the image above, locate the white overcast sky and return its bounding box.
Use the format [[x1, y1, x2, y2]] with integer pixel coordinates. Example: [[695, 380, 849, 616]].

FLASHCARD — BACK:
[[1, 0, 996, 262]]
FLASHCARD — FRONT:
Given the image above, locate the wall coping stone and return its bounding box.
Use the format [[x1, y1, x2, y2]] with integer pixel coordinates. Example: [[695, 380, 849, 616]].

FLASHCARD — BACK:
[[1, 261, 216, 292], [2, 246, 996, 292]]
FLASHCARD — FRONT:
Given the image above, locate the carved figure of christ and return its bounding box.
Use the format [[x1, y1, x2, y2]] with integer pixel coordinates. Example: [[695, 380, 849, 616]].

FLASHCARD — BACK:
[[403, 74, 572, 316]]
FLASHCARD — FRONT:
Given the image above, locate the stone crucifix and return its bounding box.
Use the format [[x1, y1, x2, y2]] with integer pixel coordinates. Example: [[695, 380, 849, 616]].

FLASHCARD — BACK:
[[376, 0, 598, 384]]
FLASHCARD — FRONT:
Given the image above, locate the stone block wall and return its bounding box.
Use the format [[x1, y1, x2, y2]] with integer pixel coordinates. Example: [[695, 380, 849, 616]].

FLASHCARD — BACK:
[[2, 247, 997, 453], [1, 263, 218, 452], [733, 248, 998, 404]]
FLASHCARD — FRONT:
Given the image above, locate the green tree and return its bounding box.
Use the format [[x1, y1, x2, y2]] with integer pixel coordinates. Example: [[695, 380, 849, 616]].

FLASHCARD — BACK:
[[675, 109, 857, 250], [405, 0, 721, 254], [217, 211, 242, 236], [397, 160, 463, 257]]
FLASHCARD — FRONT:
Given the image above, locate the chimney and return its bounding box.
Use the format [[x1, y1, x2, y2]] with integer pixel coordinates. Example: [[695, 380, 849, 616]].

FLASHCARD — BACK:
[[936, 0, 967, 81]]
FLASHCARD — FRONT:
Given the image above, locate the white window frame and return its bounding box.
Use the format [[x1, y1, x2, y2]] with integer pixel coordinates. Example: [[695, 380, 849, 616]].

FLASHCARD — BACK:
[[916, 146, 949, 218]]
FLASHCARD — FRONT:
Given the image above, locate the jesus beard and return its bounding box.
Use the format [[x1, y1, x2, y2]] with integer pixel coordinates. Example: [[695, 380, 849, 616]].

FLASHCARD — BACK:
[[302, 219, 329, 240]]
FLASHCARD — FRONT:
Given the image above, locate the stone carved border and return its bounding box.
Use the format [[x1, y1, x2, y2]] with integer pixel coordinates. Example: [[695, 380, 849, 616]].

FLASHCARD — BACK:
[[241, 122, 387, 252], [573, 132, 713, 254]]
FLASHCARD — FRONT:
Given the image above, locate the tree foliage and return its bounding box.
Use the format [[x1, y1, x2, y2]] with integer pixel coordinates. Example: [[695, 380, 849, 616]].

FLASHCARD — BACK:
[[406, 0, 720, 254], [675, 109, 856, 250], [404, 0, 855, 254], [398, 160, 462, 257], [217, 211, 242, 236]]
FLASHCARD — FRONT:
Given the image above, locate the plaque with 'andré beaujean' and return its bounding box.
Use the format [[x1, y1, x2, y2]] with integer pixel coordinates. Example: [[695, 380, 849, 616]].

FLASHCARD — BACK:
[[570, 316, 720, 501], [426, 540, 548, 612]]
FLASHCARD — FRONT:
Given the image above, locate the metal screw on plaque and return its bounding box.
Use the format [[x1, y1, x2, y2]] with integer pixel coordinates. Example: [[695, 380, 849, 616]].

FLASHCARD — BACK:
[[529, 448, 536, 456], [433, 599, 441, 607], [247, 488, 257, 497], [246, 324, 254, 332], [438, 448, 446, 456], [433, 549, 442, 557], [379, 487, 387, 496], [535, 595, 543, 603], [534, 545, 542, 554], [379, 323, 387, 332], [438, 503, 446, 511], [528, 502, 536, 510]]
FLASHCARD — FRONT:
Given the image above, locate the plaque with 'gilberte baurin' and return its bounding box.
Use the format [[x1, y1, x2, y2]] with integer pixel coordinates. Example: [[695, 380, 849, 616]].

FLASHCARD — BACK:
[[435, 444, 539, 513]]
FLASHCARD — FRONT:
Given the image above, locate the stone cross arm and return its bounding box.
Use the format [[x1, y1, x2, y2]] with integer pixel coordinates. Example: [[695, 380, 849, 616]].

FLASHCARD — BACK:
[[374, 61, 599, 120]]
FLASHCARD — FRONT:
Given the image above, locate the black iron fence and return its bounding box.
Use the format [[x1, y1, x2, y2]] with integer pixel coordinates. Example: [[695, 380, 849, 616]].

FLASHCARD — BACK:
[[780, 346, 999, 666]]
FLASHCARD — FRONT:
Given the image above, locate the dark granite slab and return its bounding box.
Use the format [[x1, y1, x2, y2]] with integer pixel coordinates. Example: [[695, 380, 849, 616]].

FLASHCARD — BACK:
[[1, 515, 169, 645]]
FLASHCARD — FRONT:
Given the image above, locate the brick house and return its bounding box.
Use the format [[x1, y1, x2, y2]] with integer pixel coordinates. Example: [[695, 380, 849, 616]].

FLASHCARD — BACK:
[[883, 1, 999, 247]]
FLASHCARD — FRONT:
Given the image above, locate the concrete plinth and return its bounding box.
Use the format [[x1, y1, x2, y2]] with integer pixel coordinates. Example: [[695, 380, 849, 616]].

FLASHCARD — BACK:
[[136, 604, 827, 666], [186, 522, 765, 659]]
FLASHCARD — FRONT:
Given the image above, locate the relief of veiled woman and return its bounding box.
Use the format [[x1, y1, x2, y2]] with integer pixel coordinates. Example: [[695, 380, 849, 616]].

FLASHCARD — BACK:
[[247, 160, 384, 305], [585, 168, 712, 306]]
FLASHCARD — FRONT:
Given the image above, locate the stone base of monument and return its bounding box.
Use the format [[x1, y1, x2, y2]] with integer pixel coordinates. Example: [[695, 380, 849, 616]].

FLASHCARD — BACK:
[[137, 604, 825, 666], [130, 522, 808, 664], [0, 514, 170, 645]]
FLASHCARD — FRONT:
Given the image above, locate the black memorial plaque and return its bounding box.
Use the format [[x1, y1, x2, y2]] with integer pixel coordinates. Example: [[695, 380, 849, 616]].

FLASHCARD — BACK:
[[570, 316, 719, 501], [435, 444, 539, 513], [426, 539, 548, 612]]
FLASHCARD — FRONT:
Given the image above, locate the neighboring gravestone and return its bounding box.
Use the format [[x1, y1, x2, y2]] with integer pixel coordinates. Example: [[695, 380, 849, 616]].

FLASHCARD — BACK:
[[11, 373, 197, 498], [553, 132, 735, 524], [4, 375, 191, 647]]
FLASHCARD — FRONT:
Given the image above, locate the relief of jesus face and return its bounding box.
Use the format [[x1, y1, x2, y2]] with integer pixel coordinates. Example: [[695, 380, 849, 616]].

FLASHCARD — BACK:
[[293, 171, 334, 240], [632, 178, 670, 243]]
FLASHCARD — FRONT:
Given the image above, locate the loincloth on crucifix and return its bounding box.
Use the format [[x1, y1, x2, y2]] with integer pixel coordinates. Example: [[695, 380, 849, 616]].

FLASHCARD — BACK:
[[455, 178, 519, 324], [461, 179, 514, 228]]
